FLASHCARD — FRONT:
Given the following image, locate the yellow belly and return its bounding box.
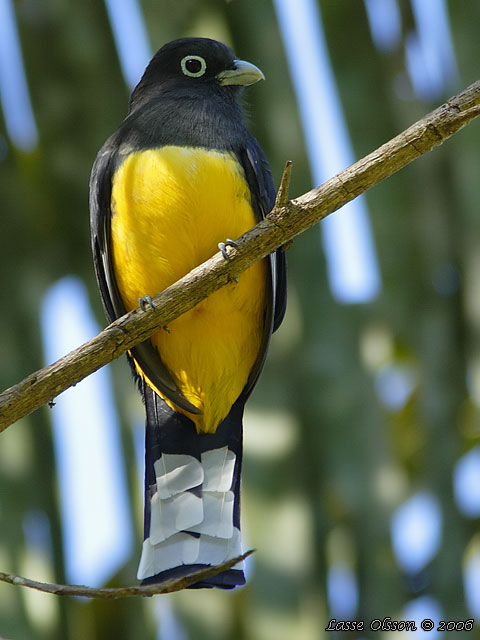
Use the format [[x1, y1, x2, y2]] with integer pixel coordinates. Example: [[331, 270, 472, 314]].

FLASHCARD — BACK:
[[110, 146, 266, 433]]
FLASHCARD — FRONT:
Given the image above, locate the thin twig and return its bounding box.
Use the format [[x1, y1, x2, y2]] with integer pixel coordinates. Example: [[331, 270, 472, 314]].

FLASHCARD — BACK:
[[0, 551, 254, 599], [274, 160, 293, 208], [0, 81, 479, 431]]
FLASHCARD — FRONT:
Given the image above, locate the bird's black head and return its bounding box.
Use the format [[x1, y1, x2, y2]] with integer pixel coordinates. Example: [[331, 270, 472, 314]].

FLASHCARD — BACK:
[[129, 37, 264, 112]]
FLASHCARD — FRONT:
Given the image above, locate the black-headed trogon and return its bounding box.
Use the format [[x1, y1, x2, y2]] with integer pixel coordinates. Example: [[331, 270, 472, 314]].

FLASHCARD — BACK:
[[89, 37, 287, 589]]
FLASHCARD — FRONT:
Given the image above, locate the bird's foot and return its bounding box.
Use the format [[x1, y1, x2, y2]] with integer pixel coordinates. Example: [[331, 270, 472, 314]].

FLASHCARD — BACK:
[[218, 238, 238, 260], [138, 295, 156, 311]]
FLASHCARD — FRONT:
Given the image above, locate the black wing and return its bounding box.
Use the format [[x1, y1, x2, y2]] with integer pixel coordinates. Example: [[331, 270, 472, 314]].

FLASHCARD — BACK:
[[234, 136, 287, 398], [89, 136, 201, 414]]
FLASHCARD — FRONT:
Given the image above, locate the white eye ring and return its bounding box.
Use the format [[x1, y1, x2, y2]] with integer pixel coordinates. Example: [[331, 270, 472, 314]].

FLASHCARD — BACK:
[[181, 55, 207, 78]]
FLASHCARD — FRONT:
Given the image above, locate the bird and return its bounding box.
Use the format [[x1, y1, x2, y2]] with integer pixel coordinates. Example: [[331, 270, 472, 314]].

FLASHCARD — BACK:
[[89, 37, 287, 589]]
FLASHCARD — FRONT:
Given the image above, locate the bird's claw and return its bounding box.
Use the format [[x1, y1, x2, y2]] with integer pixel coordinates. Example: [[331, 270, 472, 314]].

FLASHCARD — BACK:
[[139, 295, 156, 311], [218, 238, 238, 260]]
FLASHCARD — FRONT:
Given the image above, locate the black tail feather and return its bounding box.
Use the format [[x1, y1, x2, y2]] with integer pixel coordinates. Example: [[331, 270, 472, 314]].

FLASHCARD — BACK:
[[139, 384, 245, 589]]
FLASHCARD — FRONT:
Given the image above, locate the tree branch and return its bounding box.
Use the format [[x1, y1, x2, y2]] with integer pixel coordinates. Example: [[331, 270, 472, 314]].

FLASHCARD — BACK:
[[0, 551, 253, 598], [0, 81, 479, 431]]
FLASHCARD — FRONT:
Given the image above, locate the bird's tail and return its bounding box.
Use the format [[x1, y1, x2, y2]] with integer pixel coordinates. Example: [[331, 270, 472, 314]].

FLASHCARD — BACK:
[[137, 384, 246, 589]]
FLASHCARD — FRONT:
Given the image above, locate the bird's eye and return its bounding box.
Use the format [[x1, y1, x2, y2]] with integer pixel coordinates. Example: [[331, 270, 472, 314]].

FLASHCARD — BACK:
[[181, 55, 207, 78]]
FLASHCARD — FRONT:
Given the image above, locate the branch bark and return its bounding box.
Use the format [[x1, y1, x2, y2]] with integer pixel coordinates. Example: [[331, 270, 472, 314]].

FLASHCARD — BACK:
[[1, 81, 479, 431]]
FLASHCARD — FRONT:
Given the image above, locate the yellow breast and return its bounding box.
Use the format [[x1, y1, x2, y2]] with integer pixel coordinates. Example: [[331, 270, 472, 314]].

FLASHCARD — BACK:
[[110, 146, 266, 433]]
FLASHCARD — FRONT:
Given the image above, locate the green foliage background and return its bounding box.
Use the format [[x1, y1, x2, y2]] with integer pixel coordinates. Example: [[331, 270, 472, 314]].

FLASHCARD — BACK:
[[1, 1, 480, 638]]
